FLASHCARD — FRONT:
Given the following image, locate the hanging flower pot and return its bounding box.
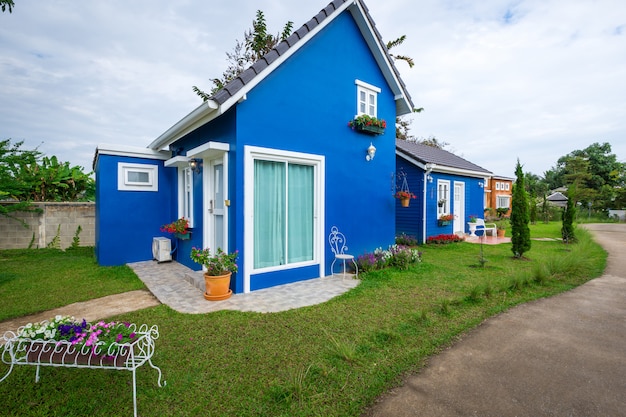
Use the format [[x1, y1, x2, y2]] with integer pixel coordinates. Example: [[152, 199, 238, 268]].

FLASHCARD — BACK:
[[400, 197, 410, 207], [394, 191, 416, 208]]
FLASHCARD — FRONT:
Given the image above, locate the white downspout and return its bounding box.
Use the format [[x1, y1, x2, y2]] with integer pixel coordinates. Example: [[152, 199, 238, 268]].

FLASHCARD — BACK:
[[423, 164, 433, 244]]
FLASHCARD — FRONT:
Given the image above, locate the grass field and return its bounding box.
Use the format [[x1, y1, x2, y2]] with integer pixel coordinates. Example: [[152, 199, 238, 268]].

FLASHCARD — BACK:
[[0, 223, 607, 416]]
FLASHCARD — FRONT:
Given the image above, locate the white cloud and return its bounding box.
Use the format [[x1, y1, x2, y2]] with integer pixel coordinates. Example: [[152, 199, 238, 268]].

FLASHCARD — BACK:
[[1, 0, 624, 177]]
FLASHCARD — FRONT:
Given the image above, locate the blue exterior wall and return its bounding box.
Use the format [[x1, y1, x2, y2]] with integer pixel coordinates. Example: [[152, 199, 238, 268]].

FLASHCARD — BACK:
[[94, 154, 176, 266], [395, 155, 486, 243], [95, 9, 403, 293], [228, 12, 397, 291]]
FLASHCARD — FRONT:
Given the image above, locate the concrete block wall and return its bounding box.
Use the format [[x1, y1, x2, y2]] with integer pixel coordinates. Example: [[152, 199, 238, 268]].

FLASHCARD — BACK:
[[0, 202, 95, 249]]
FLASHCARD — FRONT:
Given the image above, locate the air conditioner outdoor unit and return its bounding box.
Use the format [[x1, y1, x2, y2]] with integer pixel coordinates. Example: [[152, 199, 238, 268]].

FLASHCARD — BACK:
[[152, 237, 172, 263]]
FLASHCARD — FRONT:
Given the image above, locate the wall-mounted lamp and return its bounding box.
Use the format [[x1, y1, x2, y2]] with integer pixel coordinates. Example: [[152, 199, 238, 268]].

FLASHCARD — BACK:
[[478, 181, 484, 188], [189, 158, 202, 173], [426, 174, 433, 183], [366, 142, 376, 161]]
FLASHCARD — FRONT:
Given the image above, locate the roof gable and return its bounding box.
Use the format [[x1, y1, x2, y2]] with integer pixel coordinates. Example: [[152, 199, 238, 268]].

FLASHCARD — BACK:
[[149, 0, 414, 150], [396, 140, 492, 177]]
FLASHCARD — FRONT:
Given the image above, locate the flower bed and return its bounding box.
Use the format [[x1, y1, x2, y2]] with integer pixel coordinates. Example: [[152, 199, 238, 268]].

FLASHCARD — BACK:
[[1, 316, 165, 417], [357, 244, 422, 273], [427, 234, 465, 244]]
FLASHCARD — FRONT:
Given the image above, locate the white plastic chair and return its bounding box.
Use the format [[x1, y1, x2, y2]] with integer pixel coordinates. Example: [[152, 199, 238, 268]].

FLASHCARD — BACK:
[[329, 226, 358, 279], [476, 218, 497, 237]]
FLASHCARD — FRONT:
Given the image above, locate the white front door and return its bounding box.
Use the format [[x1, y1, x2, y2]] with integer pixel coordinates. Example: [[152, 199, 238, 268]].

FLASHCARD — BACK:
[[453, 182, 465, 234], [204, 156, 228, 253]]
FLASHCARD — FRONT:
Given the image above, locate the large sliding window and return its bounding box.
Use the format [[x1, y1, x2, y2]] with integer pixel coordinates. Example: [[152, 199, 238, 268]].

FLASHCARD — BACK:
[[253, 160, 315, 269]]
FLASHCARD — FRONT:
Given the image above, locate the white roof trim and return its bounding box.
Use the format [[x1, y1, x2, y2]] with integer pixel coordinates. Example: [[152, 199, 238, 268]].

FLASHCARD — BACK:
[[96, 144, 170, 160], [396, 151, 489, 179], [148, 100, 219, 151], [148, 0, 412, 151]]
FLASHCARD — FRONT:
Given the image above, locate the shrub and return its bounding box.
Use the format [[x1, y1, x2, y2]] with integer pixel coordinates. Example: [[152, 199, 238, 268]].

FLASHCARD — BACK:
[[356, 244, 421, 272], [395, 232, 418, 246], [426, 234, 465, 244]]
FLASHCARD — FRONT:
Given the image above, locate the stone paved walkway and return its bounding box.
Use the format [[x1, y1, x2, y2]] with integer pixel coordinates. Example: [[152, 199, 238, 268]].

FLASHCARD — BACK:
[[128, 260, 359, 314]]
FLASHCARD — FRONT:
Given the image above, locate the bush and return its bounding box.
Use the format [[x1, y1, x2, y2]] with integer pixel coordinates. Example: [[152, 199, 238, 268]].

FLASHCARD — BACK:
[[395, 232, 418, 246], [356, 244, 421, 272], [426, 234, 465, 244]]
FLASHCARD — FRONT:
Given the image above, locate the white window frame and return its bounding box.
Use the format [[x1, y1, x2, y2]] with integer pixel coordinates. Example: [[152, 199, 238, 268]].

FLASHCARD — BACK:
[[495, 182, 501, 191], [355, 79, 381, 117], [117, 162, 158, 191], [244, 146, 325, 293], [497, 195, 511, 209], [437, 179, 451, 216], [504, 182, 510, 191], [178, 166, 194, 228]]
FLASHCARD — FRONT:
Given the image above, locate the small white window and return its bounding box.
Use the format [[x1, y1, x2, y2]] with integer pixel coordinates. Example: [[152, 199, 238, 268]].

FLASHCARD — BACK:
[[437, 180, 450, 216], [505, 183, 510, 191], [495, 182, 501, 191], [178, 167, 194, 227], [355, 80, 381, 117], [118, 163, 158, 191]]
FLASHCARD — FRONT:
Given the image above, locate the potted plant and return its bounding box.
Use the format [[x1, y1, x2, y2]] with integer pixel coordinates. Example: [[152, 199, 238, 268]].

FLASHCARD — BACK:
[[348, 114, 387, 135], [494, 219, 509, 237], [437, 199, 446, 208], [191, 247, 239, 301], [394, 190, 416, 207], [438, 214, 454, 226], [160, 217, 190, 240]]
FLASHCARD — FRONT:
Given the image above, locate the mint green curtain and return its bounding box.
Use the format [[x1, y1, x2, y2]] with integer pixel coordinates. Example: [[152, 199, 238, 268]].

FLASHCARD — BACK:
[[254, 160, 285, 268], [288, 164, 313, 263], [253, 160, 314, 269]]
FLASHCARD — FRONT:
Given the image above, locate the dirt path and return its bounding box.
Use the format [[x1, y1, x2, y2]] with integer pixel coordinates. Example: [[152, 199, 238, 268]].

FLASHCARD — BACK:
[[0, 289, 160, 336]]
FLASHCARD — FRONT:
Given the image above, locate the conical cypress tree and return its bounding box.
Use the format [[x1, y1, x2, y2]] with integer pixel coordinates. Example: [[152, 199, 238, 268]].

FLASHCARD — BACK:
[[511, 160, 531, 258], [561, 189, 577, 243]]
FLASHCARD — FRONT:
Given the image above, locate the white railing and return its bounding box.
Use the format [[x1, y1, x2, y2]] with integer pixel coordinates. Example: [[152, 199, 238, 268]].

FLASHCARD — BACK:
[[1, 323, 165, 417]]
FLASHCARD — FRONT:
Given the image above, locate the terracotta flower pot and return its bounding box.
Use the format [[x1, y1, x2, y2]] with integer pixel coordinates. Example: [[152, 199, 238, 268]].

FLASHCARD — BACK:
[[204, 272, 232, 301], [497, 229, 506, 238], [400, 197, 410, 207]]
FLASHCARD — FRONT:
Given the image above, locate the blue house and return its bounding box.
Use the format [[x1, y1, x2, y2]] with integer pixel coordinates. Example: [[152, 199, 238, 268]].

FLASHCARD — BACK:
[[94, 0, 414, 293], [395, 140, 492, 243]]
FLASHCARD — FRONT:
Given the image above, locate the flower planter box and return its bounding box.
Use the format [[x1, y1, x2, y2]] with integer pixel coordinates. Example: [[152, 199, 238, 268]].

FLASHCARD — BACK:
[[355, 125, 385, 135], [174, 232, 190, 240], [1, 324, 165, 417], [438, 220, 451, 226]]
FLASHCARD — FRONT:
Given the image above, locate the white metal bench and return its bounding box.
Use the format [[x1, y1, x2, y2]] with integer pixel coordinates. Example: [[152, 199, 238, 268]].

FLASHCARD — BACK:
[[1, 323, 165, 417]]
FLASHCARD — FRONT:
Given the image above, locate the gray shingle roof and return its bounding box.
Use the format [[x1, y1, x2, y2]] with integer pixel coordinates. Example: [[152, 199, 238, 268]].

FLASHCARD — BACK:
[[396, 140, 492, 175], [210, 0, 413, 109]]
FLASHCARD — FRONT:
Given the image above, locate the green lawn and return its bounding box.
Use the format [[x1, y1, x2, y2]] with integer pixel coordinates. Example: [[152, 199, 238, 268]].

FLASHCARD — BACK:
[[0, 223, 608, 416], [0, 247, 145, 321]]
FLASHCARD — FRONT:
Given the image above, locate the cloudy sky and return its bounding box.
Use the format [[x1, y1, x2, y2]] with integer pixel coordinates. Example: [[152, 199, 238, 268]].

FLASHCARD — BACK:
[[1, 0, 625, 178]]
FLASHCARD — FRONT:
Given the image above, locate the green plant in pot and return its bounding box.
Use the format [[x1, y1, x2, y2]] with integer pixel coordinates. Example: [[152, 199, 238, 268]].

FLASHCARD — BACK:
[[191, 247, 239, 301]]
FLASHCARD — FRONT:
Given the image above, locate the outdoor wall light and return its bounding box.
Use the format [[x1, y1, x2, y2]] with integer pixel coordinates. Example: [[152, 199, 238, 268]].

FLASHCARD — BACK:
[[366, 142, 376, 161], [427, 174, 433, 183], [478, 181, 484, 188], [189, 158, 202, 173]]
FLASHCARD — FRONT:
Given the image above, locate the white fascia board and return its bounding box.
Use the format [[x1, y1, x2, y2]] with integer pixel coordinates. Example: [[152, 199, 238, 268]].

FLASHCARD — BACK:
[[148, 100, 219, 151], [396, 151, 491, 178], [187, 141, 230, 159], [96, 144, 170, 160], [218, 2, 354, 113], [350, 2, 413, 116], [164, 155, 189, 168]]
